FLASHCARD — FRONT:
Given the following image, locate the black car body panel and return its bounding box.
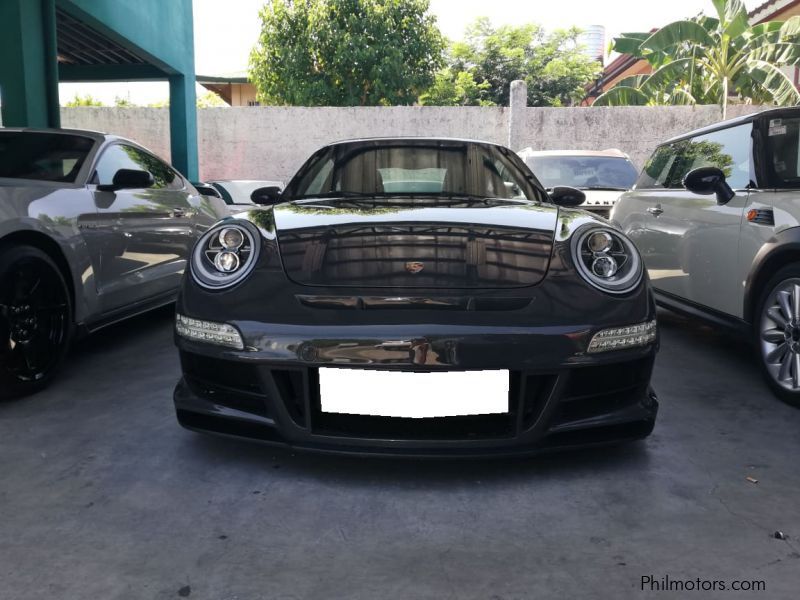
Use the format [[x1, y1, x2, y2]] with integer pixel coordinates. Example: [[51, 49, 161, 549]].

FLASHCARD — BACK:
[[173, 138, 659, 456], [275, 199, 557, 288]]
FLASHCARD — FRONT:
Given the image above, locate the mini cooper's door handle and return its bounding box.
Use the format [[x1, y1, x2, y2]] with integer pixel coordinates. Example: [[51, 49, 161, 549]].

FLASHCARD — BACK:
[[171, 208, 187, 218], [647, 205, 664, 217]]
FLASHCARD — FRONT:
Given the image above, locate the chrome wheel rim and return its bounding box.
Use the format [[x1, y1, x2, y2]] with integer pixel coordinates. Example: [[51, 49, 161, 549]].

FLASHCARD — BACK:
[[760, 278, 800, 392]]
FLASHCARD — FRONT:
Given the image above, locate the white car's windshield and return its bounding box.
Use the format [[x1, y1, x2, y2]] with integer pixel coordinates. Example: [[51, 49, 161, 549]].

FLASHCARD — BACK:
[[527, 156, 638, 191]]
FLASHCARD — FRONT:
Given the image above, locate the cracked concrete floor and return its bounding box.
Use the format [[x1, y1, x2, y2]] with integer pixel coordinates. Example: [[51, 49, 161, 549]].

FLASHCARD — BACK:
[[1, 306, 799, 599]]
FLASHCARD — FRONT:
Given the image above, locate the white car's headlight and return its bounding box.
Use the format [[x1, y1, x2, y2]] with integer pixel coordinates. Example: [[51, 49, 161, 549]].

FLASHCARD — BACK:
[[571, 227, 643, 294], [191, 222, 260, 289]]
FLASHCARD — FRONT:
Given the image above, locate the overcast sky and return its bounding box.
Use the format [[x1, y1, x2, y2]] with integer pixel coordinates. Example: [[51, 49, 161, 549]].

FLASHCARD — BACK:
[[60, 0, 759, 105]]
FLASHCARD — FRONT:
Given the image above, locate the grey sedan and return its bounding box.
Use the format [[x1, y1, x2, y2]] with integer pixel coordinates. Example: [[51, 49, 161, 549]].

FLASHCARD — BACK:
[[0, 128, 226, 399]]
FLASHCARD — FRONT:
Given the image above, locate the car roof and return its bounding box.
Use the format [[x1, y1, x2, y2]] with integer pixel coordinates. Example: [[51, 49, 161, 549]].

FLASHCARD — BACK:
[[326, 136, 507, 147], [0, 127, 150, 149], [517, 148, 630, 159], [0, 127, 108, 141], [662, 106, 800, 145]]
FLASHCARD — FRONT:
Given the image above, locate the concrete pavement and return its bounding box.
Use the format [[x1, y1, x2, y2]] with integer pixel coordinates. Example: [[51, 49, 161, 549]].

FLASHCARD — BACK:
[[1, 307, 799, 599]]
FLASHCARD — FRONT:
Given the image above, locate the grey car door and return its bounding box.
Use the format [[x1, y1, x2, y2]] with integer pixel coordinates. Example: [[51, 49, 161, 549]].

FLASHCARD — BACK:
[[86, 143, 196, 313], [641, 124, 752, 316]]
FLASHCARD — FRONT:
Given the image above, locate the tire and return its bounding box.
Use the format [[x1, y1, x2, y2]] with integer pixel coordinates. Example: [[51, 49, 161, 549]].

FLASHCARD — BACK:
[[0, 245, 74, 400], [755, 264, 800, 408]]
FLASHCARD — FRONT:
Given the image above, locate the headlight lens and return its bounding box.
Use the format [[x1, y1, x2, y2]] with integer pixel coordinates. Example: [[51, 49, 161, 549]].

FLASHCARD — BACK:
[[191, 221, 259, 289], [571, 227, 642, 294], [219, 227, 244, 250]]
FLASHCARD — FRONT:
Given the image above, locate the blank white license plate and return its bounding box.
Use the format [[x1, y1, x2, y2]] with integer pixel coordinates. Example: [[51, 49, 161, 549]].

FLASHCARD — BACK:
[[319, 368, 509, 418]]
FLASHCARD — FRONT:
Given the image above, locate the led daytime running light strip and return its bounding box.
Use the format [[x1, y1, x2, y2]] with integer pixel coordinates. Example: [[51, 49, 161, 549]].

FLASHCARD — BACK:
[[175, 314, 244, 350], [587, 320, 657, 353]]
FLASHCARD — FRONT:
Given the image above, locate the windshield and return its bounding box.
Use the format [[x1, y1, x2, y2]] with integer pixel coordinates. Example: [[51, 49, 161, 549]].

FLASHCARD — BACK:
[[286, 142, 542, 201], [526, 155, 638, 190], [0, 132, 95, 183]]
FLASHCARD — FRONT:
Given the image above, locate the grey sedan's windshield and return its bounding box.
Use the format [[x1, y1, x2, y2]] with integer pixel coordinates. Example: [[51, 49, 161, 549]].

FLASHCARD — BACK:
[[527, 156, 638, 191], [286, 143, 542, 201], [0, 132, 95, 183]]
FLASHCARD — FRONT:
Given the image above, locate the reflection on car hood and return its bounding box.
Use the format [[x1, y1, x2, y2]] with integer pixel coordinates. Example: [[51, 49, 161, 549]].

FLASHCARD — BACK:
[[271, 197, 559, 289]]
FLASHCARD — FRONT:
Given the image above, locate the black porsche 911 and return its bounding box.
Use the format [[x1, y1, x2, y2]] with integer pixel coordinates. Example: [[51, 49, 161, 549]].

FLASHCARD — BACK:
[[172, 138, 658, 456]]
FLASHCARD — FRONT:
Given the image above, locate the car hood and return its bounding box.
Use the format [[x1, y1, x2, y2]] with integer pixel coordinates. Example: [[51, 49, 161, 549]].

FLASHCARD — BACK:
[[270, 197, 559, 289]]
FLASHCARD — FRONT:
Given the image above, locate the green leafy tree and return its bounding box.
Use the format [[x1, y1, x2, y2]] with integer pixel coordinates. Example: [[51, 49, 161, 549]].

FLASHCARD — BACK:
[[114, 96, 135, 107], [419, 68, 493, 106], [196, 91, 227, 108], [422, 18, 601, 107], [594, 0, 800, 117], [249, 0, 445, 106], [64, 94, 103, 107]]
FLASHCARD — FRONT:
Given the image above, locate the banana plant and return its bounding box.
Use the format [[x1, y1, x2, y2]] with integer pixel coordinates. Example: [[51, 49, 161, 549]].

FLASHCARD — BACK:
[[594, 0, 800, 117]]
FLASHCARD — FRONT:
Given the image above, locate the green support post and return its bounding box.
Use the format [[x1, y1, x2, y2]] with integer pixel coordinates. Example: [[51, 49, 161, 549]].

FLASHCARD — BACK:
[[0, 0, 60, 128], [168, 74, 199, 180]]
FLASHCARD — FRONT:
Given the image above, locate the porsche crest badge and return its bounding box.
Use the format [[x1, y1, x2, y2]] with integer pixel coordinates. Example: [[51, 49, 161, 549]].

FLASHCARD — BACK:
[[404, 261, 424, 274]]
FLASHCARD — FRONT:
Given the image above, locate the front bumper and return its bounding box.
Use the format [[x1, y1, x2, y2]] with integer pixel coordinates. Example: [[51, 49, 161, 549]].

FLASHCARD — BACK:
[[173, 325, 658, 457]]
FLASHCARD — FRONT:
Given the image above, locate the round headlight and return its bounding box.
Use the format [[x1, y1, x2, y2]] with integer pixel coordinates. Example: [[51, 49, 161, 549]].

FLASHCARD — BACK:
[[213, 250, 240, 273], [571, 227, 642, 294], [191, 221, 260, 289], [219, 227, 245, 250], [591, 255, 618, 278], [587, 230, 613, 253]]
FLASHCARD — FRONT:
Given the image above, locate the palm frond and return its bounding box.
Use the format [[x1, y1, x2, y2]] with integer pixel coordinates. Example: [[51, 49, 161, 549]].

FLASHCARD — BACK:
[[593, 86, 650, 106], [746, 59, 800, 105]]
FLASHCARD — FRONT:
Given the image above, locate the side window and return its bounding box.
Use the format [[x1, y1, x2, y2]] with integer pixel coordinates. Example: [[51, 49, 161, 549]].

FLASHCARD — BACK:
[[636, 145, 677, 189], [764, 116, 800, 188], [93, 145, 143, 186], [93, 144, 182, 190], [127, 147, 183, 190], [668, 124, 752, 189]]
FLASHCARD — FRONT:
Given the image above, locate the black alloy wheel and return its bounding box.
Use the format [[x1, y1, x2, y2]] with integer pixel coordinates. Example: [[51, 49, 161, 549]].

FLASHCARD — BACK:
[[0, 245, 73, 399]]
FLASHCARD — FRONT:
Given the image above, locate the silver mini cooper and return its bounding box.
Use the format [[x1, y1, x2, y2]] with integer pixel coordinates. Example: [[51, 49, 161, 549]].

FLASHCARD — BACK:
[[613, 107, 800, 407]]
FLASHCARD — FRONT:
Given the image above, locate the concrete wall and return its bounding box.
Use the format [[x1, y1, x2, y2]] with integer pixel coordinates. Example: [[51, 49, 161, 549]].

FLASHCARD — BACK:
[[60, 104, 765, 182]]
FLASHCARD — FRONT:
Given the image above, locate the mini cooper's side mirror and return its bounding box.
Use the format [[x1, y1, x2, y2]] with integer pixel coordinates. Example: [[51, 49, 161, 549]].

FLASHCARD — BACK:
[[97, 168, 154, 192], [683, 166, 735, 204], [549, 185, 586, 208], [251, 186, 283, 205]]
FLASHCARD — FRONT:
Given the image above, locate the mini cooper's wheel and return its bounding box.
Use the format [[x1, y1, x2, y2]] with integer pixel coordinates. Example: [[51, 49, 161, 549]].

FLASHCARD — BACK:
[[756, 266, 800, 407], [0, 245, 73, 400]]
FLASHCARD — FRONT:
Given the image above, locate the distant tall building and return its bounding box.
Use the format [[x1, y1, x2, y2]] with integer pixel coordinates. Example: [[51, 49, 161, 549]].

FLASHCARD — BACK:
[[578, 25, 605, 64]]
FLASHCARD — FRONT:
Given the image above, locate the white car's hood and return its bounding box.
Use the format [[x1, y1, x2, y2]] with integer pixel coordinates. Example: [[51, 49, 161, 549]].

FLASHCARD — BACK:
[[580, 189, 626, 210]]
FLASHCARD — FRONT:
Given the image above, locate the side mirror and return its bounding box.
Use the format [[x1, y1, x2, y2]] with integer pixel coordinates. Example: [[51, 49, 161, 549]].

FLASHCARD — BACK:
[[192, 182, 221, 198], [683, 166, 735, 204], [97, 168, 154, 192], [549, 185, 586, 208], [251, 186, 283, 205]]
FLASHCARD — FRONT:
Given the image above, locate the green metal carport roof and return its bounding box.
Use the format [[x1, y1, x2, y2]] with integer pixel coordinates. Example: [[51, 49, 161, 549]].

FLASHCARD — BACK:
[[0, 0, 199, 179]]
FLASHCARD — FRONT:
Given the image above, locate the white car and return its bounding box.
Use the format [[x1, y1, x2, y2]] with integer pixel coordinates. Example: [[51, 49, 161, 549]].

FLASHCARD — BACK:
[[517, 148, 638, 218], [194, 179, 283, 215], [612, 107, 800, 407]]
